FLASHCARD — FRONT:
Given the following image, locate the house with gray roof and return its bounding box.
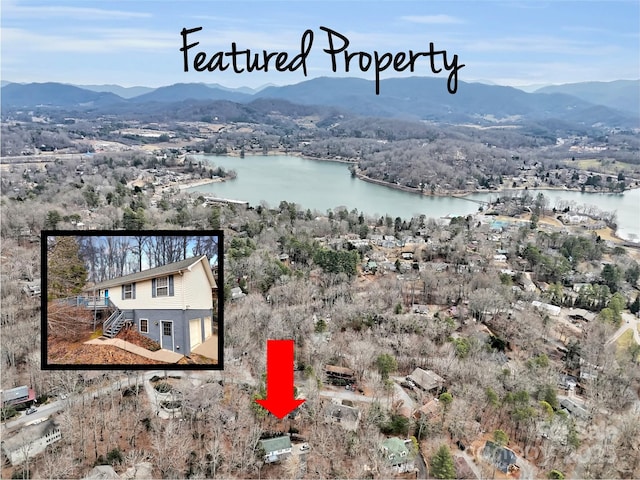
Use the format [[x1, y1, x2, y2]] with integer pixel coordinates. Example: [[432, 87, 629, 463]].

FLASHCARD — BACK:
[[324, 400, 361, 431], [87, 255, 217, 356], [407, 367, 445, 394]]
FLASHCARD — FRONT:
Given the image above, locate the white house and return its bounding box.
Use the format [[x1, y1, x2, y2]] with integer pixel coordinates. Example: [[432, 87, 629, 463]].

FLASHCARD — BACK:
[[260, 436, 292, 463], [1, 419, 62, 465], [531, 300, 561, 317], [90, 255, 217, 355]]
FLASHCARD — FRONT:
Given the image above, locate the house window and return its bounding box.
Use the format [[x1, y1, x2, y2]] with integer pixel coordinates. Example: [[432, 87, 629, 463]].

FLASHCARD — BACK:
[[163, 322, 172, 337], [155, 276, 169, 297], [123, 284, 133, 299], [140, 319, 149, 333]]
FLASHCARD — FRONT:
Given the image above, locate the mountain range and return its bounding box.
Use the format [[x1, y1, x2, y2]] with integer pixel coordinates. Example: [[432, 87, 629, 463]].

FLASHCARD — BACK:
[[1, 77, 638, 129]]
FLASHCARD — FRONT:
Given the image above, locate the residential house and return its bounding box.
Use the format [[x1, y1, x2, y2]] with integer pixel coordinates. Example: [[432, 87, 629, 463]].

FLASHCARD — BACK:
[[1, 385, 36, 408], [324, 400, 361, 431], [532, 300, 561, 317], [1, 419, 62, 465], [90, 255, 217, 356], [324, 365, 356, 385], [407, 368, 445, 394], [230, 287, 246, 301], [260, 436, 292, 463], [412, 398, 440, 421], [481, 441, 518, 474], [380, 437, 416, 474], [567, 308, 596, 323], [20, 279, 41, 297], [364, 261, 378, 274], [560, 398, 590, 420]]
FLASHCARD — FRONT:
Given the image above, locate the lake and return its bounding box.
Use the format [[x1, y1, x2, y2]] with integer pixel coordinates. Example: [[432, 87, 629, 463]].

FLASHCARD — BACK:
[[188, 154, 640, 242]]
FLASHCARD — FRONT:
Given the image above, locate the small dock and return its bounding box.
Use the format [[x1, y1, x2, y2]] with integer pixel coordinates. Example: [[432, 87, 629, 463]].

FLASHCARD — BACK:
[[203, 196, 249, 207]]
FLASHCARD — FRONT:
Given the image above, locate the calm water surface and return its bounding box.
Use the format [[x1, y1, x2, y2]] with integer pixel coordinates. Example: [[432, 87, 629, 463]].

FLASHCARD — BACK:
[[188, 155, 640, 241]]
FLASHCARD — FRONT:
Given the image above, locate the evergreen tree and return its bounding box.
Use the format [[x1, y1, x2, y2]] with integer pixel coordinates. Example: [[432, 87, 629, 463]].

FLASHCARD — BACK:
[[375, 353, 397, 380], [45, 210, 62, 230], [630, 295, 640, 315], [430, 444, 456, 479], [47, 236, 88, 299]]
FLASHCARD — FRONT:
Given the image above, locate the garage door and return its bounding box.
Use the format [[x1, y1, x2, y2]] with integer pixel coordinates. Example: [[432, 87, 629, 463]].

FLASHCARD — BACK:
[[204, 316, 212, 339], [189, 318, 202, 349]]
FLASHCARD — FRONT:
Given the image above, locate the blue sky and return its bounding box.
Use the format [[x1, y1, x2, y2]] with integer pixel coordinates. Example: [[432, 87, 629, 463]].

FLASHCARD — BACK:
[[2, 0, 638, 89]]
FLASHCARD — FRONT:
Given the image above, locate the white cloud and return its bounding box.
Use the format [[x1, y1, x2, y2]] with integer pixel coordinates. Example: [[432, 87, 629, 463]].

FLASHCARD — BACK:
[[463, 35, 620, 56], [3, 4, 151, 20], [399, 15, 464, 25], [2, 28, 175, 54]]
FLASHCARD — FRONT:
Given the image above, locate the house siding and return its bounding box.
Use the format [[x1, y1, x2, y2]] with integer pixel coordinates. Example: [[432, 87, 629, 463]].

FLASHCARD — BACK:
[[112, 274, 183, 310], [132, 308, 212, 356], [91, 256, 216, 357], [183, 261, 216, 310]]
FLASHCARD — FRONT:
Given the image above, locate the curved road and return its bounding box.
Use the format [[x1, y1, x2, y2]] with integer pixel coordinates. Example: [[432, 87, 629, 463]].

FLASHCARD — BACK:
[[606, 312, 640, 346]]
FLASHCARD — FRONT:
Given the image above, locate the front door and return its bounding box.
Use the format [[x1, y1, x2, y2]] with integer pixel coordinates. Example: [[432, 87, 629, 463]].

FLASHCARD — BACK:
[[161, 321, 174, 351]]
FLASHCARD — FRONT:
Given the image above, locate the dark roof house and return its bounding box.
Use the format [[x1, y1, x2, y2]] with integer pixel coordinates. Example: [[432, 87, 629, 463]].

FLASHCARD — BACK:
[[324, 401, 361, 431], [481, 441, 517, 473]]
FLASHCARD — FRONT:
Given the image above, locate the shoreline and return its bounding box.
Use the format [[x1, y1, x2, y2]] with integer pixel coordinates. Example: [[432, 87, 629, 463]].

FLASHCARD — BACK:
[[193, 151, 640, 196], [177, 177, 225, 190], [181, 153, 638, 242]]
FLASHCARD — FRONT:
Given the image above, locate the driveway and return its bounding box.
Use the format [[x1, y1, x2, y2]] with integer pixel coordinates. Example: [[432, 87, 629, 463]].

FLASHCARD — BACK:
[[191, 334, 219, 362], [606, 312, 640, 346]]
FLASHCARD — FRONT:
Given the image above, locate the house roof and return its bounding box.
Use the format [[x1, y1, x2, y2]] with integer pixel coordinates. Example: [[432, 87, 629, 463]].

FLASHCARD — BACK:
[[91, 255, 216, 290], [324, 365, 355, 376], [381, 438, 415, 466], [326, 402, 360, 423], [83, 465, 120, 479], [482, 441, 517, 473], [260, 436, 292, 454], [408, 368, 444, 391], [1, 386, 35, 406], [413, 398, 440, 419], [1, 386, 29, 403]]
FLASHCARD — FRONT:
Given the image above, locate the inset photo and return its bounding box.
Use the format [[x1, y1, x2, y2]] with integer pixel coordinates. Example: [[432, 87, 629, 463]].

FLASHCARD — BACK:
[[42, 231, 223, 369]]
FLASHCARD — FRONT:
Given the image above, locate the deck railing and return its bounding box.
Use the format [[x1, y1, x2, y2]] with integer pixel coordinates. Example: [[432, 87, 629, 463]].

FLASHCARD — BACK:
[[56, 295, 110, 308]]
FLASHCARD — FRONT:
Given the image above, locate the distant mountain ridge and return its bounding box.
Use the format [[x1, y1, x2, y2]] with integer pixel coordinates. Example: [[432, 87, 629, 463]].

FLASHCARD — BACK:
[[1, 77, 638, 128], [535, 80, 640, 115], [1, 82, 126, 109]]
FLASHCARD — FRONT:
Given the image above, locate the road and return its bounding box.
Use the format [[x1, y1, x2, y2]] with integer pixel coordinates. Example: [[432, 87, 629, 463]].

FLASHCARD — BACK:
[[2, 370, 187, 433], [318, 380, 417, 413], [606, 312, 640, 346], [2, 368, 257, 435]]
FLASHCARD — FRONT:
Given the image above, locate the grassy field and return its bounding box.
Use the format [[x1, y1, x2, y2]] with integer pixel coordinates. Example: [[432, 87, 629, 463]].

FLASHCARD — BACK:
[[572, 158, 639, 175], [616, 329, 640, 363]]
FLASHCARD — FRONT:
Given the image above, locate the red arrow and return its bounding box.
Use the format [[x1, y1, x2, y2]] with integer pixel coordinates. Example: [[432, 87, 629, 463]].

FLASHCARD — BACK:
[[255, 339, 305, 419]]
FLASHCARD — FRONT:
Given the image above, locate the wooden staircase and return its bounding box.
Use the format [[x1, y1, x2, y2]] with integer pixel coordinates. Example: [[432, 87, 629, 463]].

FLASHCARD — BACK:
[[102, 308, 134, 338]]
